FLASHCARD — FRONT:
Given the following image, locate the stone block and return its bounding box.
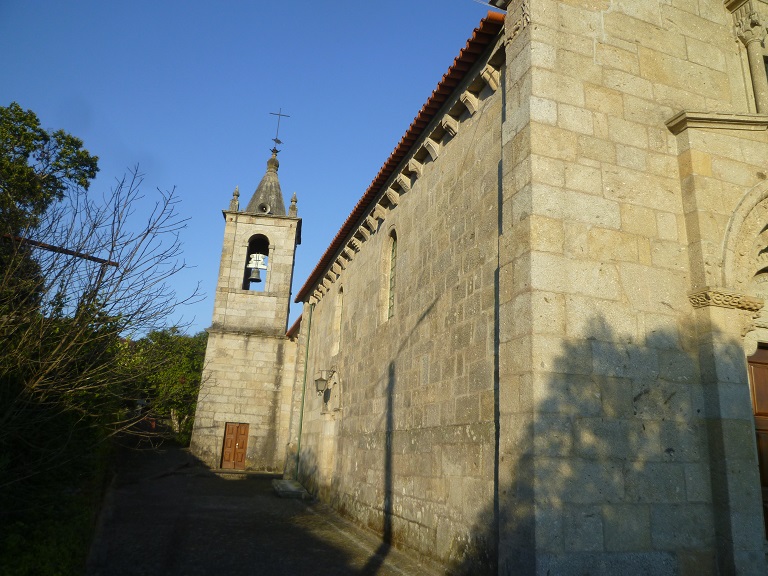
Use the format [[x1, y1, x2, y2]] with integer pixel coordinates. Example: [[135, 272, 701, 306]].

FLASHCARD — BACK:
[[625, 462, 686, 503], [538, 457, 625, 504], [602, 504, 651, 551], [564, 505, 603, 552], [650, 503, 715, 549]]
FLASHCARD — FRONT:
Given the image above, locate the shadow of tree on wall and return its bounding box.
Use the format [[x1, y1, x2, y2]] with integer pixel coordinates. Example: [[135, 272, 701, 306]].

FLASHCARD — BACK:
[[448, 314, 748, 575]]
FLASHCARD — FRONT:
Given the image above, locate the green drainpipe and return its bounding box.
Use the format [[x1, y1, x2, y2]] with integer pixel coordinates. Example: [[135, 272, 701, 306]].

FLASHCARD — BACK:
[[295, 302, 314, 479]]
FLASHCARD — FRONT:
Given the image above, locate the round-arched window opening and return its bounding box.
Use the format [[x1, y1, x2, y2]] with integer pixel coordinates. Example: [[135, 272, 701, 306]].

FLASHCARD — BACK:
[[243, 234, 270, 291]]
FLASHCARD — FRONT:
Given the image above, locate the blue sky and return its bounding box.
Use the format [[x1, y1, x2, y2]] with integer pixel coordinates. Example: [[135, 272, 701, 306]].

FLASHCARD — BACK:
[[0, 1, 502, 332]]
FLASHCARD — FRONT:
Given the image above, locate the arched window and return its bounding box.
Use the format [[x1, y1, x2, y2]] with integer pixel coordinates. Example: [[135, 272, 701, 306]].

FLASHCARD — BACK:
[[242, 234, 269, 291], [331, 286, 343, 356], [387, 232, 397, 319]]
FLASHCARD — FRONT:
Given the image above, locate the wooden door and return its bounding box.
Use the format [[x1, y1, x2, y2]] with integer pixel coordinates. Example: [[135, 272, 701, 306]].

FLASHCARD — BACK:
[[747, 348, 768, 537], [221, 422, 249, 470]]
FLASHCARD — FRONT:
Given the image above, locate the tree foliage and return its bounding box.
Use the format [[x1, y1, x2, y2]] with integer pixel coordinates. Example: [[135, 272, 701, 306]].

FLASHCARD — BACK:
[[0, 101, 98, 235], [122, 329, 208, 445], [0, 102, 199, 492]]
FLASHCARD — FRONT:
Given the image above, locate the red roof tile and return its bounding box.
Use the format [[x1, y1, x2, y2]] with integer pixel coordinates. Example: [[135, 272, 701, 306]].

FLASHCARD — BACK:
[[295, 11, 504, 303]]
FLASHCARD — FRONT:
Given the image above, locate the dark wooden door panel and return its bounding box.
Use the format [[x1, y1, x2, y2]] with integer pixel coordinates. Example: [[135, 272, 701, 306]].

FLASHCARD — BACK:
[[747, 349, 768, 538], [221, 423, 238, 469], [221, 422, 248, 470], [234, 424, 248, 470]]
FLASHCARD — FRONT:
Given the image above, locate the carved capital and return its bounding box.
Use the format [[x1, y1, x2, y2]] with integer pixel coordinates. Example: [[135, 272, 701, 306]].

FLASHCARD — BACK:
[[688, 287, 764, 311], [733, 1, 766, 45]]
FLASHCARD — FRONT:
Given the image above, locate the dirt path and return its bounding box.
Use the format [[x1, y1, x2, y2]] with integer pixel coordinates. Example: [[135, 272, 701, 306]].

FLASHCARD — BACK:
[[86, 444, 442, 576]]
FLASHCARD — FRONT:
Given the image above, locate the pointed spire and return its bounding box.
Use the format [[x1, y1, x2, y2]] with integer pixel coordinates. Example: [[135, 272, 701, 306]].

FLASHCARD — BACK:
[[245, 148, 285, 215], [289, 192, 298, 217], [229, 185, 240, 211]]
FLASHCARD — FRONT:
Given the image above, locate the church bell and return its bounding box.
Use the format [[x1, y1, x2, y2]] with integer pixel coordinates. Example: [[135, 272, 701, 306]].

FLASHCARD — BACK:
[[249, 267, 262, 283]]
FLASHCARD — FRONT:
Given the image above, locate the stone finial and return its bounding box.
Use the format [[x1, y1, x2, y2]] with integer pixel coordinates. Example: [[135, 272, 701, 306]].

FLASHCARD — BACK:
[[229, 185, 240, 211], [289, 192, 298, 217]]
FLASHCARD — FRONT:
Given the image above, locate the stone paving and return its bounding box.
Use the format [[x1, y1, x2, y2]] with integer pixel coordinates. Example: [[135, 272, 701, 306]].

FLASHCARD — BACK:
[[86, 444, 442, 576]]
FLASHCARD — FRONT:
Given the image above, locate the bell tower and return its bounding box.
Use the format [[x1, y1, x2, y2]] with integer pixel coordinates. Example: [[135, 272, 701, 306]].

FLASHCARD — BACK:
[[190, 147, 301, 471]]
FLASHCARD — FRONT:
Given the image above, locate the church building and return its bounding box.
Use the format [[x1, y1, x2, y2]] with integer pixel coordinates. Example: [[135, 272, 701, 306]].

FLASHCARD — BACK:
[[192, 1, 768, 574]]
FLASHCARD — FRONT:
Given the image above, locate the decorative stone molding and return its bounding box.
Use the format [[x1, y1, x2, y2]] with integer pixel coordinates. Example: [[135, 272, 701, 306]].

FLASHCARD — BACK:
[[506, 0, 531, 45], [331, 263, 342, 276], [688, 287, 764, 311], [666, 111, 768, 134], [460, 91, 479, 115], [357, 225, 370, 241], [342, 247, 353, 261], [364, 215, 377, 232], [441, 115, 459, 138], [349, 238, 362, 252]]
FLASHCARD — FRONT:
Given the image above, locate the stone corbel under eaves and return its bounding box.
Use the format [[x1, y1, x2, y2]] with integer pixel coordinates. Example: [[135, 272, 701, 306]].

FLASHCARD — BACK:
[[372, 204, 387, 222], [335, 256, 347, 270], [441, 115, 459, 138], [349, 238, 362, 252], [395, 173, 412, 193], [357, 225, 370, 241], [460, 91, 479, 115], [423, 138, 440, 161], [481, 64, 501, 92], [385, 187, 400, 206], [331, 262, 342, 276], [407, 158, 423, 179], [364, 215, 377, 232]]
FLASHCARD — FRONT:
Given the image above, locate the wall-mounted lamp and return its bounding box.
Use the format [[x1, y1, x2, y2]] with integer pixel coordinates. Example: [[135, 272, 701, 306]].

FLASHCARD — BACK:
[[314, 370, 336, 395]]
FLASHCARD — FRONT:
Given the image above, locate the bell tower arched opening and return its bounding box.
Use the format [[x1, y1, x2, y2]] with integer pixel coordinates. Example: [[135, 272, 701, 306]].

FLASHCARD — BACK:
[[243, 234, 270, 291]]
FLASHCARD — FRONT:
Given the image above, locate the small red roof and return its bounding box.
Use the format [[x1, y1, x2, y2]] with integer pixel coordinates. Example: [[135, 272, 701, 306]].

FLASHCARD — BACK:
[[295, 11, 505, 303], [286, 314, 302, 338]]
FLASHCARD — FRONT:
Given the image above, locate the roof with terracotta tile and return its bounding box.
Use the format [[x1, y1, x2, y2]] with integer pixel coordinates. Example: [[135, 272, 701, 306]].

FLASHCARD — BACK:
[[295, 11, 505, 303]]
